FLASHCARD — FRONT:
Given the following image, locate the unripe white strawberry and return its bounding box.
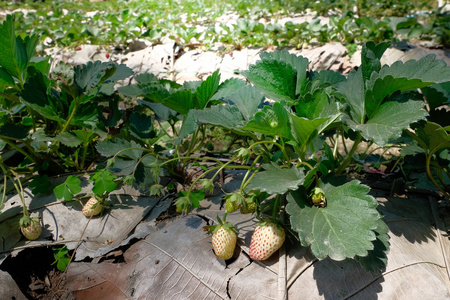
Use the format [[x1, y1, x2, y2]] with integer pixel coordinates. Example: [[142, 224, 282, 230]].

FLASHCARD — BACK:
[[205, 216, 237, 260], [249, 220, 285, 261], [82, 197, 103, 217], [20, 216, 42, 240]]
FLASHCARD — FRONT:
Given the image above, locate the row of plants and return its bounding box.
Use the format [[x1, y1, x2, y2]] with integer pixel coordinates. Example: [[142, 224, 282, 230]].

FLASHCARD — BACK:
[[1, 0, 448, 51], [1, 15, 450, 273]]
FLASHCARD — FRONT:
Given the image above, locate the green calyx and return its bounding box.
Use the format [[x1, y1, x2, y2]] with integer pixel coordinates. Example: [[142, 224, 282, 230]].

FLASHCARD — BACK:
[[19, 215, 39, 228], [205, 214, 236, 234]]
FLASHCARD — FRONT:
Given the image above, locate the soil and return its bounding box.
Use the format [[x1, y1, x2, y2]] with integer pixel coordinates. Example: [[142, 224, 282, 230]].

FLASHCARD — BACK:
[[1, 247, 72, 299]]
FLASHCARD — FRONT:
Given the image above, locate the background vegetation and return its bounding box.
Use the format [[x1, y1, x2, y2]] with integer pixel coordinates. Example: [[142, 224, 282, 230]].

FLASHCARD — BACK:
[[1, 0, 448, 51]]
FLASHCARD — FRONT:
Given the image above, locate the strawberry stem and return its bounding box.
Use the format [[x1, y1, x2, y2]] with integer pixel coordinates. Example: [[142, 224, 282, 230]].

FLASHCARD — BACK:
[[0, 160, 29, 216], [272, 194, 280, 221]]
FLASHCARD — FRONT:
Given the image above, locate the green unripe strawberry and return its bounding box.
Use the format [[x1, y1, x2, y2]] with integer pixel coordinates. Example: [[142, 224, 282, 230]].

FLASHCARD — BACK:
[[224, 192, 244, 213], [240, 201, 256, 214], [20, 216, 42, 241], [310, 187, 326, 207], [249, 220, 285, 261], [82, 197, 103, 217], [225, 198, 240, 213]]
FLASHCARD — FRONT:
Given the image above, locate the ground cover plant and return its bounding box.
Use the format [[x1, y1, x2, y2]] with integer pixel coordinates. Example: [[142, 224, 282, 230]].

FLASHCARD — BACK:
[[0, 0, 447, 51], [1, 2, 450, 296]]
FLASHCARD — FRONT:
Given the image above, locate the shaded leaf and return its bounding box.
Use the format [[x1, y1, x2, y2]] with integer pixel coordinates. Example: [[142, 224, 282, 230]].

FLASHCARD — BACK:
[[75, 61, 114, 93], [127, 112, 155, 140], [0, 67, 14, 86], [337, 69, 365, 123], [29, 175, 52, 195], [20, 71, 65, 122], [193, 105, 244, 129], [175, 110, 197, 144], [0, 122, 30, 140], [405, 121, 450, 155]]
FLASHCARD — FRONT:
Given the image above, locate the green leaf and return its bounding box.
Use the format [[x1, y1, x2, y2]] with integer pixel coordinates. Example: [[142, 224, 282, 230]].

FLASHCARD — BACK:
[[377, 54, 450, 85], [163, 90, 194, 114], [193, 84, 263, 132], [178, 190, 205, 209], [337, 69, 365, 123], [421, 83, 450, 111], [53, 175, 82, 201], [0, 15, 27, 80], [349, 92, 428, 146], [286, 179, 380, 261], [75, 61, 131, 95], [193, 105, 244, 129], [355, 219, 390, 272], [90, 169, 118, 196], [96, 138, 143, 159], [0, 122, 30, 140], [406, 121, 450, 155], [20, 71, 65, 123], [290, 115, 329, 147], [242, 102, 292, 138], [360, 41, 390, 84], [175, 110, 197, 144], [73, 130, 96, 146], [29, 174, 52, 195], [194, 69, 220, 109], [242, 58, 296, 103], [0, 66, 14, 86], [365, 75, 430, 119], [211, 78, 246, 100], [260, 50, 310, 95], [56, 132, 83, 147], [29, 56, 51, 77], [56, 256, 70, 271], [127, 112, 155, 139], [189, 190, 205, 208], [226, 84, 263, 122], [245, 163, 305, 194]]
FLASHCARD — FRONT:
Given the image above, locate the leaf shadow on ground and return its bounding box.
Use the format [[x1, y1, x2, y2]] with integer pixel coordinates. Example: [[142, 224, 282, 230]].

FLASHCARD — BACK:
[[313, 258, 385, 299], [374, 191, 437, 244]]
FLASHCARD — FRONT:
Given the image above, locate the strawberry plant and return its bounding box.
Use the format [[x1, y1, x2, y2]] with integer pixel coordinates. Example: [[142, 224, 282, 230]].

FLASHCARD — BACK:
[[128, 41, 450, 271]]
